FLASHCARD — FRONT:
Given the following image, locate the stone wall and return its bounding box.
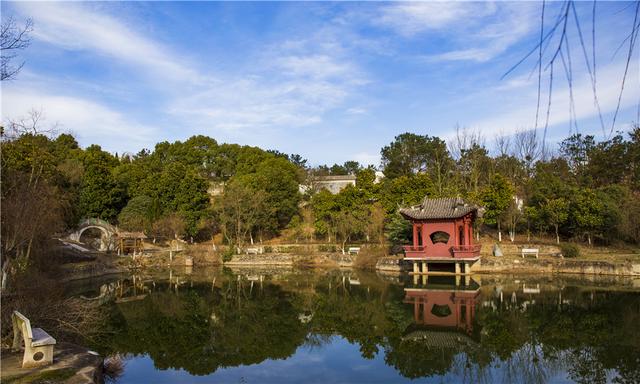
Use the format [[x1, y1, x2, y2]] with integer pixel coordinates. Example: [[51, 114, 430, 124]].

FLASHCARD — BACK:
[[475, 256, 640, 276]]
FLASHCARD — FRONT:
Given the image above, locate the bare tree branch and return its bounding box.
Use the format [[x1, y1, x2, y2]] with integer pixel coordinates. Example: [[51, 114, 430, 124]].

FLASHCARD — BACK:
[[1, 16, 33, 81]]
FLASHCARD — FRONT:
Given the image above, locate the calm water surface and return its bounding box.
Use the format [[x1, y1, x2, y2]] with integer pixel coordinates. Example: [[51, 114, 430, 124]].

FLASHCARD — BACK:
[[67, 268, 640, 383]]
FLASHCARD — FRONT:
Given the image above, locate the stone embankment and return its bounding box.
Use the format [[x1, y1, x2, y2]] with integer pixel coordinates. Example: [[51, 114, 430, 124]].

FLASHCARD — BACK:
[[225, 253, 356, 268], [474, 256, 640, 276]]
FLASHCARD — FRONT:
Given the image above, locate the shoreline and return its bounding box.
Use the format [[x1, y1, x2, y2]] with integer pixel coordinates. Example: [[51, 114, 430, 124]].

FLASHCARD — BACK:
[[58, 252, 640, 283]]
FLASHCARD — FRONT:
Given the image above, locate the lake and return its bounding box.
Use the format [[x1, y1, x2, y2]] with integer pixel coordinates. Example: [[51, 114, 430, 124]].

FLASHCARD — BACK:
[[67, 268, 640, 383]]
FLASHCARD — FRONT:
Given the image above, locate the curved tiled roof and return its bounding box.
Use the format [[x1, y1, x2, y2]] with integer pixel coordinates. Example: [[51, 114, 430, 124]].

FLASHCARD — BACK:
[[399, 197, 480, 220]]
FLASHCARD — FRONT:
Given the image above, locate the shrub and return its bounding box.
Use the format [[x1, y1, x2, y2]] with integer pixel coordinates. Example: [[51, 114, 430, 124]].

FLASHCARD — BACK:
[[318, 244, 337, 253], [222, 246, 235, 262], [560, 243, 580, 258], [263, 246, 273, 253], [354, 245, 386, 269]]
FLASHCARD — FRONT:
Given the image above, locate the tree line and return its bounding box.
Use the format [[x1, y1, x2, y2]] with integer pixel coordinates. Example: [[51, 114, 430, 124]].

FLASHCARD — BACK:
[[2, 121, 639, 273]]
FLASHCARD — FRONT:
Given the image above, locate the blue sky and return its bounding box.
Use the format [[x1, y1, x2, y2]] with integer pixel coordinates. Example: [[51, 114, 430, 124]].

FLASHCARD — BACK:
[[1, 1, 639, 166]]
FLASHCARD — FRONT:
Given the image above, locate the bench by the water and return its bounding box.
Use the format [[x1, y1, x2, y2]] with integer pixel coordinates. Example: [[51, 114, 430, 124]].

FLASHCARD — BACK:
[[348, 247, 360, 255], [521, 248, 539, 259], [12, 311, 56, 368]]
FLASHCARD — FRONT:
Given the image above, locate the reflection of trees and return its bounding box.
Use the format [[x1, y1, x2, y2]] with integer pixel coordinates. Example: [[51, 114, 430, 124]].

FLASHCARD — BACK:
[[476, 289, 640, 384], [306, 274, 410, 360], [384, 338, 458, 379], [96, 280, 306, 375], [85, 274, 640, 382]]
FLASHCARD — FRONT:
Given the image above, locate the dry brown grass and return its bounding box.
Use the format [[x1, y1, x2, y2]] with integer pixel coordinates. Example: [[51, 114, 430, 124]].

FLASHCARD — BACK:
[[1, 272, 110, 348], [354, 245, 387, 270]]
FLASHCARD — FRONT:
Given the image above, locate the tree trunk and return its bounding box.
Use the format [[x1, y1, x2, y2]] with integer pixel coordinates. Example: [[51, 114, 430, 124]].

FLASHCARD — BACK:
[[555, 225, 560, 244], [587, 233, 592, 246], [498, 222, 502, 242]]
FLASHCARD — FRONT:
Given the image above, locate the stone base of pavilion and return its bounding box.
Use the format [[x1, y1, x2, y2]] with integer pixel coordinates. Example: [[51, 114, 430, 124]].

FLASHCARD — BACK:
[[406, 258, 478, 276]]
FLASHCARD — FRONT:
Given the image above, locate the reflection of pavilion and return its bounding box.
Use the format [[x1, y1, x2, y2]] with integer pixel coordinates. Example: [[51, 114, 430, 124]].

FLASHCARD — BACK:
[[403, 277, 480, 336]]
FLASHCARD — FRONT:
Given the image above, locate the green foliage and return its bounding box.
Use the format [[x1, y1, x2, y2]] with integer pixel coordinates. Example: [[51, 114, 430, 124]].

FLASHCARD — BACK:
[[214, 176, 268, 246], [380, 133, 454, 192], [386, 213, 412, 247], [480, 174, 514, 227], [560, 243, 580, 258], [118, 195, 155, 231], [4, 122, 640, 250], [222, 246, 235, 262], [570, 188, 605, 244], [78, 145, 125, 221], [378, 173, 435, 214]]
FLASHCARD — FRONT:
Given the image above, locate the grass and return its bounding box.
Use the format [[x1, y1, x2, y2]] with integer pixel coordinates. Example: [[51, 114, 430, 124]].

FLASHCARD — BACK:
[[5, 368, 76, 384]]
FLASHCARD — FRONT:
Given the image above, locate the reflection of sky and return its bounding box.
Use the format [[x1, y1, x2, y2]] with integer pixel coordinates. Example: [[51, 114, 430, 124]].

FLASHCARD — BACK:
[[120, 336, 417, 383], [116, 335, 616, 384]]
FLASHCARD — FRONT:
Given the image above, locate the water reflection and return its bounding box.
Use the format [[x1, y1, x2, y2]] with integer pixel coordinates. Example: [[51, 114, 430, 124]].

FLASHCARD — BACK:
[[68, 270, 640, 383]]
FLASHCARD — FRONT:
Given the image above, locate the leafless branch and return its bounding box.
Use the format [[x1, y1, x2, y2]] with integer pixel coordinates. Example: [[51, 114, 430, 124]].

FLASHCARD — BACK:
[[1, 16, 33, 81]]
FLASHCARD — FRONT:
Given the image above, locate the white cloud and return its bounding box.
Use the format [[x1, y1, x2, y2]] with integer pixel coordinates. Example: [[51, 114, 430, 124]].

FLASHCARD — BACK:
[[468, 60, 640, 138], [6, 2, 369, 145], [13, 2, 205, 84], [2, 83, 158, 153], [352, 151, 380, 167], [170, 32, 368, 133], [378, 2, 538, 62], [376, 2, 495, 36]]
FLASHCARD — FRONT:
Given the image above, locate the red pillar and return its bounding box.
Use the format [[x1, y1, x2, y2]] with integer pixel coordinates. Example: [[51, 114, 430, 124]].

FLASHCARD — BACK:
[[421, 225, 428, 248], [413, 224, 418, 247]]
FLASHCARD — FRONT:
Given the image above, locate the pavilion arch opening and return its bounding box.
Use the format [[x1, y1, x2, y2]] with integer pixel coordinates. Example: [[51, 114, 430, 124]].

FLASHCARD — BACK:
[[429, 231, 450, 244]]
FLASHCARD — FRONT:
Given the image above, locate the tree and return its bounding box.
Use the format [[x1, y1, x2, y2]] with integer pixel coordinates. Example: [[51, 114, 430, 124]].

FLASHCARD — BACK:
[[367, 202, 387, 246], [248, 157, 301, 235], [513, 129, 543, 174], [571, 189, 604, 246], [560, 134, 596, 184], [381, 133, 453, 188], [152, 213, 186, 240], [118, 195, 155, 232], [78, 145, 125, 221], [541, 198, 569, 244], [481, 174, 515, 242], [378, 173, 435, 214], [1, 16, 33, 81], [333, 210, 365, 254], [214, 178, 268, 247], [310, 189, 337, 241], [457, 143, 492, 195], [175, 170, 210, 237]]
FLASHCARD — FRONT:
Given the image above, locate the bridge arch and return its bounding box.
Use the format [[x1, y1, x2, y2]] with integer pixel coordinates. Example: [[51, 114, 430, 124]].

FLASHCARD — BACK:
[[68, 218, 117, 251]]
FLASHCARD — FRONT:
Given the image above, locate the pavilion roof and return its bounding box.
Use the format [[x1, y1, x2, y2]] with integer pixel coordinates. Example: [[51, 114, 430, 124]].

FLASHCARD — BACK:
[[399, 197, 480, 220]]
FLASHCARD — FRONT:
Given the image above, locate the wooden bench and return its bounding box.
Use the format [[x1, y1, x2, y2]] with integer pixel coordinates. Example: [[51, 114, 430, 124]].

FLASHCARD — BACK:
[[348, 247, 360, 255], [521, 248, 539, 259], [12, 311, 56, 368]]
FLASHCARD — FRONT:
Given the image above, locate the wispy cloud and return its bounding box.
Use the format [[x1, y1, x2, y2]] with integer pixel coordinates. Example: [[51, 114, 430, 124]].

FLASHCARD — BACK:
[[376, 2, 495, 36], [170, 28, 368, 133], [3, 82, 158, 152], [378, 2, 539, 62], [468, 60, 640, 138], [13, 1, 206, 84], [6, 2, 369, 145]]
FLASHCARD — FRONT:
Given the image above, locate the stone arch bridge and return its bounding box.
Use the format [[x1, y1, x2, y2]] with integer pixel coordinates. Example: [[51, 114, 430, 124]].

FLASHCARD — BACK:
[[67, 218, 118, 252]]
